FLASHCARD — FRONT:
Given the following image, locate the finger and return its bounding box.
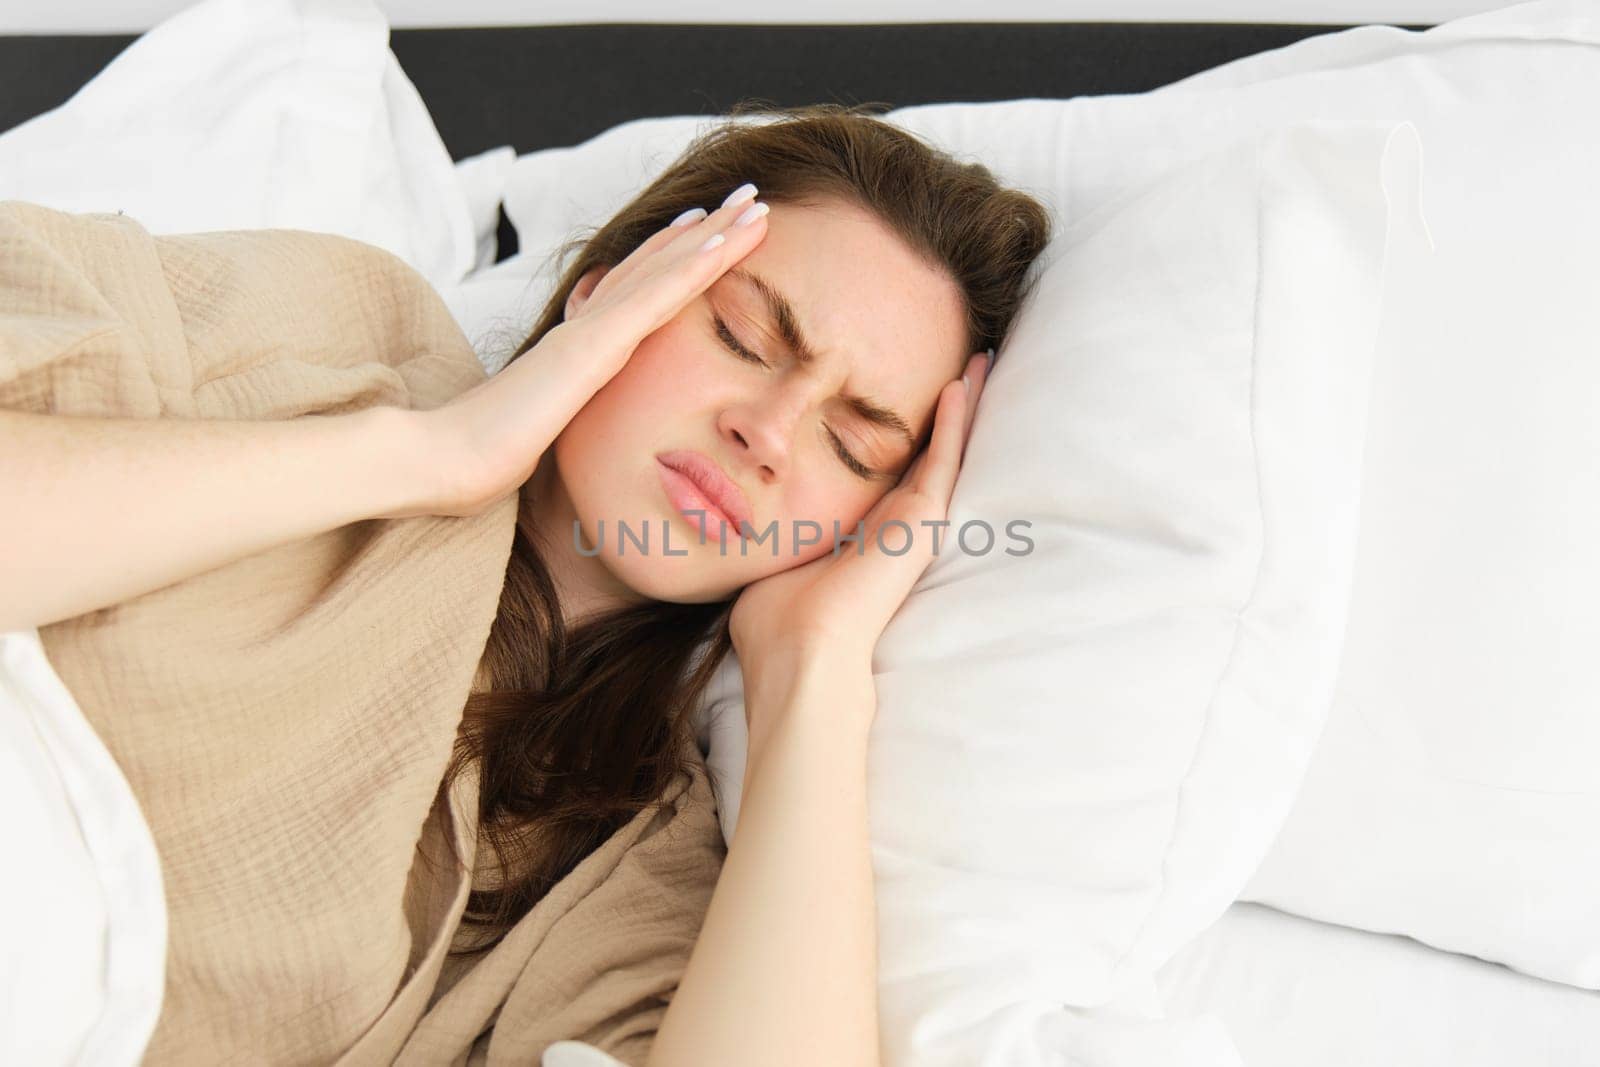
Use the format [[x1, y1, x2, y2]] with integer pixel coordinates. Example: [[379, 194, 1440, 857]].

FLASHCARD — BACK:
[[894, 446, 926, 491], [820, 427, 959, 629], [910, 373, 972, 504], [577, 184, 760, 319], [959, 349, 992, 459], [891, 349, 987, 491], [592, 205, 711, 295], [663, 182, 764, 252], [585, 184, 770, 343], [575, 199, 718, 311], [814, 351, 991, 626]]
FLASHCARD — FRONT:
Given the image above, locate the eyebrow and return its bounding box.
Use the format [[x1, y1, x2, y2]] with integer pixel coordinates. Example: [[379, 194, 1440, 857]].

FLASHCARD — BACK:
[[725, 266, 918, 452]]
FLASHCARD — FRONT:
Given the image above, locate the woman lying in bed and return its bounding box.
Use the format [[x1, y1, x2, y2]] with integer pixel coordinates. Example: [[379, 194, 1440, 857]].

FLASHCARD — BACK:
[[1, 102, 1049, 1066]]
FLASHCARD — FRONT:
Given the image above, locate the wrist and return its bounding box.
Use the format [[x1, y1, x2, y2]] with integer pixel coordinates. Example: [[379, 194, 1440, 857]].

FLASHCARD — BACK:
[[357, 404, 435, 521], [741, 643, 875, 763], [741, 639, 872, 707]]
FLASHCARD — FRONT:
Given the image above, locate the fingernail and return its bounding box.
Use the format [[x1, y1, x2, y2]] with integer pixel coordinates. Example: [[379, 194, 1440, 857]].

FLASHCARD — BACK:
[[671, 206, 707, 227], [722, 182, 758, 209], [734, 201, 769, 227], [699, 232, 726, 253]]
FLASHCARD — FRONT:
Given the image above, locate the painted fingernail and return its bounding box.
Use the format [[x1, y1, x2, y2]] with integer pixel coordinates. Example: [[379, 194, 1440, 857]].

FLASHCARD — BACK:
[[734, 201, 769, 227], [671, 206, 708, 227], [722, 182, 758, 209], [699, 232, 726, 253]]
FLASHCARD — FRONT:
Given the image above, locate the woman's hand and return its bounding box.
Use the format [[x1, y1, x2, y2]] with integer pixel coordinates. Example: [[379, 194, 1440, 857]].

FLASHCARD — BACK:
[[728, 347, 993, 715], [388, 185, 771, 519], [662, 367, 995, 1064]]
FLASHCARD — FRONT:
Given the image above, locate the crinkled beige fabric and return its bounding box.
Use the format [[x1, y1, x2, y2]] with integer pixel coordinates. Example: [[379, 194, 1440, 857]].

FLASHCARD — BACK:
[[0, 201, 726, 1066]]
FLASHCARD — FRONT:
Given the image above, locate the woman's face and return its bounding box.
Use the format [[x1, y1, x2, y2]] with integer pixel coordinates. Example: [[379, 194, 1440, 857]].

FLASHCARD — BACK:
[[528, 195, 971, 609]]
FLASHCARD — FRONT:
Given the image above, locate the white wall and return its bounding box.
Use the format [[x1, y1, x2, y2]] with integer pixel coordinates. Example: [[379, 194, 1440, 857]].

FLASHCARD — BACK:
[[1, 0, 1513, 34]]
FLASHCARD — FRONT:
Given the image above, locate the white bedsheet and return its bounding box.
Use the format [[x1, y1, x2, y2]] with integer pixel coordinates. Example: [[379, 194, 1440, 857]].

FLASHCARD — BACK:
[[1158, 902, 1600, 1067], [0, 629, 165, 1067]]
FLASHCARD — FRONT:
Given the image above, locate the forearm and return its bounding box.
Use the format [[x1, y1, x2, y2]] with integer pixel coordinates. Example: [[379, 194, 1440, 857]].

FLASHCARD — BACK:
[[648, 648, 880, 1067], [0, 405, 420, 632]]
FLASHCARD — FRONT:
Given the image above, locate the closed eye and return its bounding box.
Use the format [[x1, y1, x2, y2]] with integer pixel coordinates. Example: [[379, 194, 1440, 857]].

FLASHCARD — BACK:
[[824, 426, 878, 480], [713, 313, 768, 368], [712, 312, 882, 481]]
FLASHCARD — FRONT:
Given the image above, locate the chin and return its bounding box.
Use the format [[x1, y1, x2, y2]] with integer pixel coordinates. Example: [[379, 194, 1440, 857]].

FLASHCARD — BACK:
[[597, 542, 744, 605]]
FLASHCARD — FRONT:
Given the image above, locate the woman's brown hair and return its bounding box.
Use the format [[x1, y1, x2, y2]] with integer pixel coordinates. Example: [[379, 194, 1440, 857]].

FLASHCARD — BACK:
[[427, 99, 1053, 959]]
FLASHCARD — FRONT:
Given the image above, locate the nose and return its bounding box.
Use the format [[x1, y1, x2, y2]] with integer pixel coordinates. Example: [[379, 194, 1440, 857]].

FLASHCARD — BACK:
[[717, 379, 814, 484]]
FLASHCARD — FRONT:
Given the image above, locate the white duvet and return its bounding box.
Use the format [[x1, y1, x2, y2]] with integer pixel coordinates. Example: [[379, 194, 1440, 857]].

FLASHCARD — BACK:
[[0, 629, 165, 1066]]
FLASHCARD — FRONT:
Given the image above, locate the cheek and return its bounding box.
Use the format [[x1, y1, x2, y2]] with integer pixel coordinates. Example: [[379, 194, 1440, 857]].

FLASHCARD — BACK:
[[776, 481, 884, 565], [563, 323, 710, 443], [605, 321, 722, 413], [554, 322, 719, 511]]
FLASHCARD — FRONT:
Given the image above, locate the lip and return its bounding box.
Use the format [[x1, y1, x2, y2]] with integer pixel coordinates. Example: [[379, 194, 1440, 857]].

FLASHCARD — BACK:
[[655, 449, 753, 540]]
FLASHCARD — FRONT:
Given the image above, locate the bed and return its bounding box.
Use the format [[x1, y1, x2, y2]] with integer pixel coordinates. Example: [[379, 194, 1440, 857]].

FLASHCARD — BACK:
[[5, 2, 1599, 1064]]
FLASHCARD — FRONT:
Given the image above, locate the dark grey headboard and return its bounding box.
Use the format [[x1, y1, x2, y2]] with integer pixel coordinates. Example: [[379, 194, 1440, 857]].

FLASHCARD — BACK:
[[0, 21, 1426, 258]]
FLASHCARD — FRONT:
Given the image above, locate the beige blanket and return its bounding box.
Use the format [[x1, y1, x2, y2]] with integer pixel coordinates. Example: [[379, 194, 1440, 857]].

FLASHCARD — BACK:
[[0, 201, 726, 1065]]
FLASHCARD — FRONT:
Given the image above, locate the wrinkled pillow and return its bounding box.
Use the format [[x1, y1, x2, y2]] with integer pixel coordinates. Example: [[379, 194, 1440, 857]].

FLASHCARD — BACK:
[[880, 0, 1600, 993], [0, 0, 476, 292]]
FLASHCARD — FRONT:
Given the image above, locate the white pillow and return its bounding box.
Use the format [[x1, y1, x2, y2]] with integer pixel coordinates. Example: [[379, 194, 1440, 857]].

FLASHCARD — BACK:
[[454, 144, 518, 273], [879, 0, 1600, 993], [494, 111, 1419, 1064], [0, 0, 476, 294], [863, 119, 1417, 1067]]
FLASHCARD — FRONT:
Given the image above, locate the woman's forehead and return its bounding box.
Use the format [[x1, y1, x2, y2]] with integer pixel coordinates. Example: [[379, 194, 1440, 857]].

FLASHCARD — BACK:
[[737, 201, 968, 424]]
